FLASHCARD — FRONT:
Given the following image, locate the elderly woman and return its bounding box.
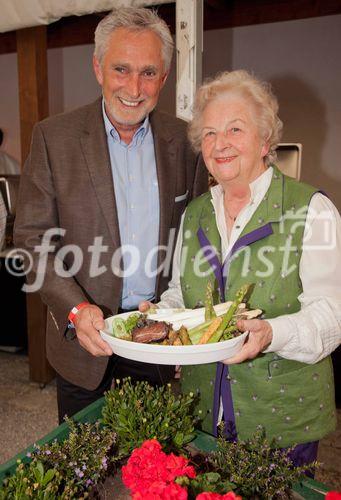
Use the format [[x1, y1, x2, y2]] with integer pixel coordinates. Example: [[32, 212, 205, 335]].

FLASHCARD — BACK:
[[141, 70, 341, 466]]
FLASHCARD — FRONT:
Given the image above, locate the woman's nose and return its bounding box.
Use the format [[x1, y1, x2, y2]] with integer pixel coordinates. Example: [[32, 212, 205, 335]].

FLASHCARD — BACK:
[[215, 131, 231, 151]]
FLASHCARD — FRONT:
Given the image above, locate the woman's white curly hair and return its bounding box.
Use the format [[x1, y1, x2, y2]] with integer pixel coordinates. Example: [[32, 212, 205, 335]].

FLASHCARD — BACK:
[[188, 69, 283, 166]]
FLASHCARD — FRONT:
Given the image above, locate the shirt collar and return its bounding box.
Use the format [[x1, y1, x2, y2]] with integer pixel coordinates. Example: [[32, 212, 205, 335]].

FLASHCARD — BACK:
[[102, 98, 150, 146], [210, 166, 273, 205]]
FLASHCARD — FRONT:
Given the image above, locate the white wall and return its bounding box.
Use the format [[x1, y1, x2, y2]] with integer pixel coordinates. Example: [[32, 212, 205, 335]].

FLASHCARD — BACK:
[[1, 14, 340, 207], [0, 53, 20, 162], [231, 15, 341, 207]]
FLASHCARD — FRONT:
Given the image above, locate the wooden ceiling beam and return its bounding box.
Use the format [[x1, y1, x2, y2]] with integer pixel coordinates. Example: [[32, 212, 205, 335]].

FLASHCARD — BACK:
[[203, 0, 341, 30], [1, 0, 341, 55]]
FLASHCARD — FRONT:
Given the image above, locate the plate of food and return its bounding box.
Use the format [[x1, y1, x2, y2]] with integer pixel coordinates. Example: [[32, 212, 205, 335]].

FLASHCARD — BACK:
[[100, 284, 261, 365]]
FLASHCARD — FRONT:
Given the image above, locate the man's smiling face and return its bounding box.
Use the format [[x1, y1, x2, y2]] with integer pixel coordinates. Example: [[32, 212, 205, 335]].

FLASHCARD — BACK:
[[93, 27, 168, 136]]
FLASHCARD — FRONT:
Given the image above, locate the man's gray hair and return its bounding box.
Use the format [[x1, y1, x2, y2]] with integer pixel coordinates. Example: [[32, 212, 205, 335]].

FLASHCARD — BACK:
[[94, 7, 174, 72]]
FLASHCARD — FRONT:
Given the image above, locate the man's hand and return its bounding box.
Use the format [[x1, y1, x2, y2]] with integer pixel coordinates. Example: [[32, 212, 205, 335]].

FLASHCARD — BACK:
[[73, 304, 113, 357], [222, 319, 273, 365]]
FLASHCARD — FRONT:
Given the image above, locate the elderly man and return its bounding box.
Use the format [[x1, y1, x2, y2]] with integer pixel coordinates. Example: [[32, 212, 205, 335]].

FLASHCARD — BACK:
[[14, 7, 207, 422]]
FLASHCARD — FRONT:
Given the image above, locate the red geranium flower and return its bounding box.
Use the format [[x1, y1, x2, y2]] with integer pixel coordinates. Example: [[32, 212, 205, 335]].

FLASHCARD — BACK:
[[196, 492, 242, 499], [325, 493, 341, 499], [132, 480, 188, 499], [164, 453, 196, 481], [122, 440, 167, 493], [122, 439, 195, 496]]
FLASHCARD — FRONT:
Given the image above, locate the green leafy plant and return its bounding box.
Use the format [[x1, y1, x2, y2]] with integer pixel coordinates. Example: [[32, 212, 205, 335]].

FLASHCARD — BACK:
[[208, 428, 318, 499], [1, 419, 117, 499], [177, 471, 236, 498], [0, 460, 60, 499], [102, 378, 200, 456]]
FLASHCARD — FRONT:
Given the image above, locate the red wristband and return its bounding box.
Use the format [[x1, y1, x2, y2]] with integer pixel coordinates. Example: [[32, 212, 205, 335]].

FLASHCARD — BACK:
[[68, 302, 90, 323]]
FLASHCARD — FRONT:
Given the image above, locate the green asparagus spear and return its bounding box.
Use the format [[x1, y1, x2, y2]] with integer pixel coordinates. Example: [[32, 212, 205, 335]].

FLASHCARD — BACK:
[[179, 326, 192, 345], [188, 318, 215, 344], [205, 281, 217, 321], [221, 324, 239, 341], [208, 284, 251, 344]]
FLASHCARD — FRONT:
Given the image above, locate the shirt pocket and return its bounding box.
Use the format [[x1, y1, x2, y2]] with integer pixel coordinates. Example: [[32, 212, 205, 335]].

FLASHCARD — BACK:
[[175, 190, 189, 203]]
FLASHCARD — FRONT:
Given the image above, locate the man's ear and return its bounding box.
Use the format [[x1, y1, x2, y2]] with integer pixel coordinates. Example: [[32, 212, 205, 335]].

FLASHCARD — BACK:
[[160, 71, 169, 88], [93, 55, 103, 86]]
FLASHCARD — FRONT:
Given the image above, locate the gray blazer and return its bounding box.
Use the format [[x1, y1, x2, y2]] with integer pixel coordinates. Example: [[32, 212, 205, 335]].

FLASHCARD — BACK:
[[14, 98, 207, 389]]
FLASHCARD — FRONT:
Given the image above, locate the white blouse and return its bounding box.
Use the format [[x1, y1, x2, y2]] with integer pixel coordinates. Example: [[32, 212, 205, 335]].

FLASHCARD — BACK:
[[158, 167, 341, 364]]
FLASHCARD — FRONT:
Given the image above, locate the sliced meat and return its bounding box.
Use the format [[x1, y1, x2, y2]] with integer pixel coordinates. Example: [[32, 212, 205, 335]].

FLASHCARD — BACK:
[[132, 321, 171, 343]]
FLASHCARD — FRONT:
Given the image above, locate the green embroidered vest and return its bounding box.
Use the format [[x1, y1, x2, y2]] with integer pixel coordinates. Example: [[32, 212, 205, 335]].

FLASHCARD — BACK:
[[180, 166, 336, 448]]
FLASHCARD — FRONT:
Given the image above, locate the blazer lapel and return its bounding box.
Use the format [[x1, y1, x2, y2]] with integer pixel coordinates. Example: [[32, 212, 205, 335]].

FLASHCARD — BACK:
[[80, 99, 121, 248], [150, 111, 177, 249]]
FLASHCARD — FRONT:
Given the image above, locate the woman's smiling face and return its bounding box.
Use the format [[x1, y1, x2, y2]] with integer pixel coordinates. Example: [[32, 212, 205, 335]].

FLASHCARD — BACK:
[[201, 94, 269, 186]]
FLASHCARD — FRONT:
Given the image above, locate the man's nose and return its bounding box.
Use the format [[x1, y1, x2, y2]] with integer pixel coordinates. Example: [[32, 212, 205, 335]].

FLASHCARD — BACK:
[[126, 73, 140, 98]]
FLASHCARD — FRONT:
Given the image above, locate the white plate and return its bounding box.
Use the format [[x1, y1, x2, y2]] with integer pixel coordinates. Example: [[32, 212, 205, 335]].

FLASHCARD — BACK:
[[100, 308, 248, 365]]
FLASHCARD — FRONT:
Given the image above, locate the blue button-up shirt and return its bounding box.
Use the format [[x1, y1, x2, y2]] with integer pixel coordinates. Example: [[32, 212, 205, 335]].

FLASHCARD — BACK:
[[103, 103, 160, 309]]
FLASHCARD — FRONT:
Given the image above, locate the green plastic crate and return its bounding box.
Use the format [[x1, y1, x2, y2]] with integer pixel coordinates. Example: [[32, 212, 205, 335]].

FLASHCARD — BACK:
[[0, 397, 331, 499]]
